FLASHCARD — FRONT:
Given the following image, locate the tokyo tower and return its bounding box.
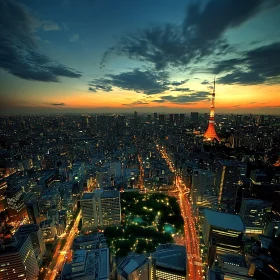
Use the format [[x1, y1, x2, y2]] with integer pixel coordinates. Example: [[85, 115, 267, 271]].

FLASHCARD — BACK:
[[204, 78, 220, 142]]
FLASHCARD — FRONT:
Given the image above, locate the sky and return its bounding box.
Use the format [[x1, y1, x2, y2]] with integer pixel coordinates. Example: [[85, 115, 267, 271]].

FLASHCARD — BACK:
[[0, 0, 280, 114]]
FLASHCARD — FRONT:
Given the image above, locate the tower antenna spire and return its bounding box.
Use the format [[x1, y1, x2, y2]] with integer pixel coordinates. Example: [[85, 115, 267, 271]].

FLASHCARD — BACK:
[[203, 78, 220, 142]]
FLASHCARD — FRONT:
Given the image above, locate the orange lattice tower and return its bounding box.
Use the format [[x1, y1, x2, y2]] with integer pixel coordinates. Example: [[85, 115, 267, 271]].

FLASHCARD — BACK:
[[204, 78, 220, 142]]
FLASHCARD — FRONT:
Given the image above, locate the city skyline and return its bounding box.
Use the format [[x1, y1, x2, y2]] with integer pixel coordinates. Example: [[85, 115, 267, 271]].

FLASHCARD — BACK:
[[1, 0, 280, 114]]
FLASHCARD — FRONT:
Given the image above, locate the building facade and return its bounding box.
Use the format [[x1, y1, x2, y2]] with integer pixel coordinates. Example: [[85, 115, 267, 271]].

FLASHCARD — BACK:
[[215, 161, 246, 211], [203, 209, 244, 255], [0, 236, 39, 280], [239, 198, 272, 234], [80, 189, 121, 230], [117, 254, 155, 280], [15, 224, 46, 266]]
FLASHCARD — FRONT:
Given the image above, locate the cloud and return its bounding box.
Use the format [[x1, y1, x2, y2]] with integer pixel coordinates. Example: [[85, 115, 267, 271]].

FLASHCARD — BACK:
[[152, 99, 167, 103], [69, 33, 79, 42], [171, 79, 189, 86], [218, 71, 266, 85], [89, 69, 170, 95], [212, 58, 245, 74], [201, 80, 210, 85], [41, 20, 60, 31], [49, 103, 65, 106], [101, 0, 278, 70], [183, 0, 277, 45], [88, 87, 96, 92], [88, 84, 112, 92], [171, 87, 191, 92], [159, 91, 210, 104], [123, 100, 149, 106], [216, 42, 280, 85], [0, 0, 82, 82]]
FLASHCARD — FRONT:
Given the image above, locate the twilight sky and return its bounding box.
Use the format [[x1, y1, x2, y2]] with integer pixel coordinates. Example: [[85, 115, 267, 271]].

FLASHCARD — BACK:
[[1, 0, 280, 114]]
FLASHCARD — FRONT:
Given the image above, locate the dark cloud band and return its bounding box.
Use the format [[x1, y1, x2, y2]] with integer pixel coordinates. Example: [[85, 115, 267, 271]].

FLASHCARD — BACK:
[[0, 0, 82, 82]]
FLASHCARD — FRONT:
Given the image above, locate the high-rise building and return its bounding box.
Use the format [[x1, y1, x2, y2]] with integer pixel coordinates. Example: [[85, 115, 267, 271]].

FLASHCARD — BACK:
[[40, 219, 57, 240], [80, 189, 121, 230], [207, 237, 217, 269], [215, 161, 246, 211], [152, 244, 186, 280], [15, 224, 46, 266], [26, 199, 40, 224], [169, 114, 174, 123], [0, 180, 7, 211], [190, 112, 199, 123], [117, 254, 155, 280], [239, 198, 272, 234], [154, 113, 158, 122], [96, 171, 110, 188], [204, 79, 220, 142], [100, 190, 121, 226], [80, 192, 96, 229], [72, 232, 107, 251], [159, 115, 165, 125], [134, 111, 138, 125], [0, 236, 39, 280], [208, 254, 252, 280], [179, 113, 185, 124], [61, 247, 109, 280], [191, 169, 214, 207], [263, 212, 280, 238], [104, 162, 122, 179], [6, 185, 27, 222], [203, 209, 244, 255]]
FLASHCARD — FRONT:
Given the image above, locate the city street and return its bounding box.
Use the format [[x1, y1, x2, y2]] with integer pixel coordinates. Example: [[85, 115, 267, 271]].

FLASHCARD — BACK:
[[45, 210, 82, 280], [159, 147, 203, 280]]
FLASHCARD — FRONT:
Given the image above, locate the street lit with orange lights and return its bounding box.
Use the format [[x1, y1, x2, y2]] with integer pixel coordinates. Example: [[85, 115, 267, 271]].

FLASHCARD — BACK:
[[158, 145, 203, 280], [137, 154, 144, 189], [45, 209, 82, 280]]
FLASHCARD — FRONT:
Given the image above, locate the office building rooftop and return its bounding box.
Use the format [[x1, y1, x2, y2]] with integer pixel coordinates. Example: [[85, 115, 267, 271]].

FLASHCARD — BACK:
[[81, 192, 95, 200], [152, 243, 186, 272], [204, 209, 244, 232]]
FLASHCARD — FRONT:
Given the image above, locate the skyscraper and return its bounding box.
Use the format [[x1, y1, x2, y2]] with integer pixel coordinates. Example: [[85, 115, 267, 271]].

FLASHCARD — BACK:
[[179, 113, 185, 124], [190, 112, 199, 123], [80, 192, 96, 229], [117, 254, 155, 280], [159, 115, 165, 125], [15, 224, 46, 266], [204, 79, 220, 142], [26, 199, 40, 224], [239, 198, 272, 234], [0, 180, 7, 211], [215, 161, 246, 211], [203, 209, 244, 254], [154, 112, 158, 122], [191, 169, 214, 206], [152, 244, 186, 280], [0, 236, 39, 280], [80, 189, 121, 230]]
